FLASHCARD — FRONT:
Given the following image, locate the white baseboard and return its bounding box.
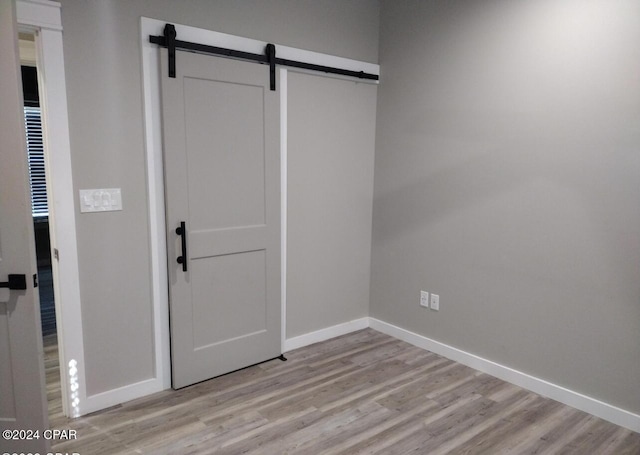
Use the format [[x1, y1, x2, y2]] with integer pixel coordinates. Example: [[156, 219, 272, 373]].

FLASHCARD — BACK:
[[369, 317, 640, 433], [80, 377, 164, 416], [284, 317, 369, 352]]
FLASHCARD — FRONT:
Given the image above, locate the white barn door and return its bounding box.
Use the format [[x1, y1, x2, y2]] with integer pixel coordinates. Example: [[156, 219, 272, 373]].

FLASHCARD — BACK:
[[161, 49, 281, 389]]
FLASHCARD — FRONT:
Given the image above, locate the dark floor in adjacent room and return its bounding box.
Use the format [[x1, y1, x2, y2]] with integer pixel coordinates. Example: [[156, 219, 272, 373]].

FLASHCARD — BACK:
[[38, 265, 56, 336]]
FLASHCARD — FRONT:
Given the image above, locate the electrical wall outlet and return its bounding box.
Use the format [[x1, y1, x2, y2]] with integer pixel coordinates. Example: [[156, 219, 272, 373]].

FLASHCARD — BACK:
[[430, 293, 440, 311], [420, 290, 429, 308]]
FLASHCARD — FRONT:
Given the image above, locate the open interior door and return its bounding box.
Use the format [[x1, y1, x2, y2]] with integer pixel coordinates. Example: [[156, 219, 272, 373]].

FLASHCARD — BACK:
[[0, 1, 49, 452]]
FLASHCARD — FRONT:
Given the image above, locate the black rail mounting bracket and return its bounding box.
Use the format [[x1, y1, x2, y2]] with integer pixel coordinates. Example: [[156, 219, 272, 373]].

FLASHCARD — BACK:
[[164, 23, 177, 78], [266, 43, 276, 91]]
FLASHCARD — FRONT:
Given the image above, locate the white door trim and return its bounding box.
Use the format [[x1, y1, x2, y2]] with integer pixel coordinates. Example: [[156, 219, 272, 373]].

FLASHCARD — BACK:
[[140, 17, 379, 393], [16, 0, 82, 417], [279, 68, 288, 350]]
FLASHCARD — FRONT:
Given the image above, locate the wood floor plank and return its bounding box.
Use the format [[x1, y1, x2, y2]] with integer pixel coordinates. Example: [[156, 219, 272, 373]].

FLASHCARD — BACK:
[[291, 403, 397, 454], [497, 404, 583, 454], [530, 412, 597, 455], [317, 356, 450, 415], [44, 328, 639, 454], [595, 427, 640, 455], [198, 361, 360, 425], [381, 390, 538, 455], [216, 407, 324, 454], [440, 395, 561, 455], [614, 431, 640, 455], [559, 418, 629, 455], [355, 394, 486, 455], [248, 401, 393, 455]]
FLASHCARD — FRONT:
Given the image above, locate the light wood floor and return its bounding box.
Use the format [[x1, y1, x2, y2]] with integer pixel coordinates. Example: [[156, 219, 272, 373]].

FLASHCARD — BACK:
[[43, 333, 63, 421], [46, 329, 640, 454]]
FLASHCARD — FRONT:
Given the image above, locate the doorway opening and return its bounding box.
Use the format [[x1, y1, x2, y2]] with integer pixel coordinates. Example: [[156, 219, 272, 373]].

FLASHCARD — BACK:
[[19, 31, 63, 423]]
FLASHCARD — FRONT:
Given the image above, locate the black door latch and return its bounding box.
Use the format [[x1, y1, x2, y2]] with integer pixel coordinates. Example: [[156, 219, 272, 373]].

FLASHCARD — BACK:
[[0, 274, 27, 290]]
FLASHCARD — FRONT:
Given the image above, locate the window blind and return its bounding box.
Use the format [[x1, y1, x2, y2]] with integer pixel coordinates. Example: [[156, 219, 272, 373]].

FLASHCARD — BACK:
[[24, 106, 48, 217]]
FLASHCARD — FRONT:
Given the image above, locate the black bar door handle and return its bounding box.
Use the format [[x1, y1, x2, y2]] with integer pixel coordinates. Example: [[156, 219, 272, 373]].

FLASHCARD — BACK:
[[175, 221, 187, 272], [0, 274, 27, 290]]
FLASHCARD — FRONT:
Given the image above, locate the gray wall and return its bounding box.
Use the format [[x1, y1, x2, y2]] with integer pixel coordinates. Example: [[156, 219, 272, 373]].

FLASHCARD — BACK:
[[287, 72, 377, 337], [371, 0, 640, 415], [59, 0, 380, 396]]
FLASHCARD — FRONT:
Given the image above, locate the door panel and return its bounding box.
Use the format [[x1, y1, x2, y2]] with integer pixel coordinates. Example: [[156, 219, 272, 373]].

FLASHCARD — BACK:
[[0, 1, 48, 451], [161, 50, 280, 389], [184, 77, 266, 231], [191, 250, 267, 349]]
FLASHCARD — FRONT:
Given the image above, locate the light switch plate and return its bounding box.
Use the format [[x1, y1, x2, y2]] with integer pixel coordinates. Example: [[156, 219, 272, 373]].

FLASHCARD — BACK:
[[79, 188, 122, 213]]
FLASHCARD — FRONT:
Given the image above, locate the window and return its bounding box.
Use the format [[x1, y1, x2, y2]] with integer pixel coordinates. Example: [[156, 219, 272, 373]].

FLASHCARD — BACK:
[[24, 106, 48, 217]]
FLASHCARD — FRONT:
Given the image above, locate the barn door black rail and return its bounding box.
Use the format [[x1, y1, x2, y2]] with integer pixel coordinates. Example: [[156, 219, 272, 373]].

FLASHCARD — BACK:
[[149, 23, 379, 91]]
